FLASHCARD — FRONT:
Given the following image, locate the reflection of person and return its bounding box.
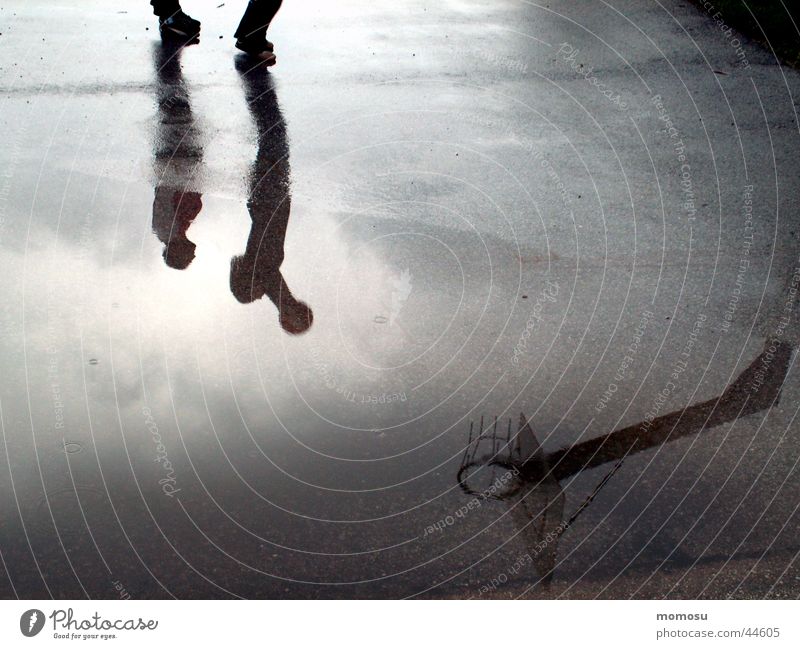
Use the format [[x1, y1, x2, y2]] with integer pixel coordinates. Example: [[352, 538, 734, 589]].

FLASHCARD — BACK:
[[230, 58, 313, 335], [147, 0, 283, 63], [151, 41, 204, 270]]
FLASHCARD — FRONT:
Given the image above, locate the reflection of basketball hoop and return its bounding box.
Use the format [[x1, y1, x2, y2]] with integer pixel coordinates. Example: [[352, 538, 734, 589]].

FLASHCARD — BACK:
[[458, 342, 796, 591], [457, 456, 524, 500], [458, 413, 566, 587], [458, 414, 545, 501]]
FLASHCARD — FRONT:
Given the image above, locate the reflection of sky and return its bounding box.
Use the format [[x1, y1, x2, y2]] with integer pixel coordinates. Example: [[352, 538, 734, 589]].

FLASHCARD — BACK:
[[2, 0, 799, 595]]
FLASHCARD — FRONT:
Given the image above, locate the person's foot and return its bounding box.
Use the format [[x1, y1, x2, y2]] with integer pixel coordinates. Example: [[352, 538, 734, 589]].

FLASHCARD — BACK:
[[235, 37, 277, 64], [159, 11, 201, 42]]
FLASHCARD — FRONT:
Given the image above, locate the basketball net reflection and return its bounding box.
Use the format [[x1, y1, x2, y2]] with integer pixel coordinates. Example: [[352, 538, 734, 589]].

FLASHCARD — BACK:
[[458, 340, 792, 587]]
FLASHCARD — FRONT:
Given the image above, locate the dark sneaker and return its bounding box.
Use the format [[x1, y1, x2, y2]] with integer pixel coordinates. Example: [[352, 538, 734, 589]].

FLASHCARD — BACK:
[[235, 37, 277, 63], [159, 11, 201, 41]]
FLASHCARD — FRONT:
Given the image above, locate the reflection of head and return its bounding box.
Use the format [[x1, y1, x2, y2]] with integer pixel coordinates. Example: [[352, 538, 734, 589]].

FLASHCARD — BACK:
[[163, 238, 196, 270], [152, 188, 203, 270], [280, 299, 314, 335], [230, 255, 314, 334]]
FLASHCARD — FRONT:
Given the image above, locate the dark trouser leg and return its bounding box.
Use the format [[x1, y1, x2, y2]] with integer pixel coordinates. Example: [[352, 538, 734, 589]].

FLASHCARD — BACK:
[[234, 0, 284, 40], [150, 0, 182, 18]]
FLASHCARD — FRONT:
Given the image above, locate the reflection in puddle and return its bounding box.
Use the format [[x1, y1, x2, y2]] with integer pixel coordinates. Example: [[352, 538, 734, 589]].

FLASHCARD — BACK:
[[459, 340, 793, 586], [150, 43, 312, 334], [229, 57, 313, 335], [151, 41, 204, 271], [3, 1, 800, 601]]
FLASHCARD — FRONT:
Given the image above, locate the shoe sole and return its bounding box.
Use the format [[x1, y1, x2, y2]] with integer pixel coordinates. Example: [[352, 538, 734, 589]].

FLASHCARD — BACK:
[[160, 26, 201, 40], [235, 42, 277, 64]]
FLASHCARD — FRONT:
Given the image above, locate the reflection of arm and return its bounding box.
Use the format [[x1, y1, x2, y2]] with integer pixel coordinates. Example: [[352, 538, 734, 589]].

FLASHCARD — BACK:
[[550, 341, 792, 481]]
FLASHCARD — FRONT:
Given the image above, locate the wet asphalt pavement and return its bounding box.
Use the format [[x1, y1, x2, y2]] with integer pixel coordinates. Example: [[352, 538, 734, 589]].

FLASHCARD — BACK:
[[1, 0, 800, 598]]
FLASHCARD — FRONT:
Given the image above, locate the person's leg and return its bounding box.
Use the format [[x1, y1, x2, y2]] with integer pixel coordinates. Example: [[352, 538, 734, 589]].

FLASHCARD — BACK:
[[234, 0, 283, 58], [150, 0, 181, 18]]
